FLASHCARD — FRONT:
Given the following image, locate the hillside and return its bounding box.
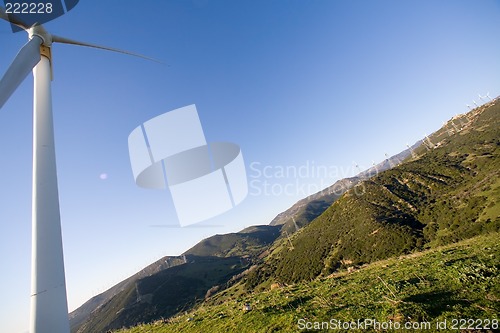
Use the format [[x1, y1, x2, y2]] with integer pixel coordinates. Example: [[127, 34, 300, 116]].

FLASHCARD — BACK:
[[70, 133, 410, 333], [270, 142, 420, 236], [70, 159, 410, 332], [70, 256, 187, 332], [183, 225, 281, 258], [73, 255, 250, 333], [115, 232, 500, 333], [71, 99, 499, 332], [246, 99, 499, 286]]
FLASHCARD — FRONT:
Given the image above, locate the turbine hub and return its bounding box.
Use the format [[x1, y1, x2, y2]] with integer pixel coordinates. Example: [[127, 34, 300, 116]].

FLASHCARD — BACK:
[[29, 25, 52, 47]]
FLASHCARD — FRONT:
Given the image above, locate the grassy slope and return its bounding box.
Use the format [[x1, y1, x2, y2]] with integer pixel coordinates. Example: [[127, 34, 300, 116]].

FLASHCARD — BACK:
[[115, 232, 500, 333]]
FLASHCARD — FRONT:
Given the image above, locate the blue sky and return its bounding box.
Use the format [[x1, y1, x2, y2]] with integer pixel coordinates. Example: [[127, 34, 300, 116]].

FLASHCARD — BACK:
[[1, 1, 499, 332]]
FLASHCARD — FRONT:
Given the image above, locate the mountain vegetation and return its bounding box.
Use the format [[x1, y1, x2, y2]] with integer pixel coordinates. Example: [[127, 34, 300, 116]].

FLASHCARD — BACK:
[[184, 225, 281, 258]]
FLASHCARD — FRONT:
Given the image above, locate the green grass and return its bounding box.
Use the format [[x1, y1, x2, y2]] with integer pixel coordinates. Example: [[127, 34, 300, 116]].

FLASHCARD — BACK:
[[114, 232, 500, 333], [478, 176, 500, 222]]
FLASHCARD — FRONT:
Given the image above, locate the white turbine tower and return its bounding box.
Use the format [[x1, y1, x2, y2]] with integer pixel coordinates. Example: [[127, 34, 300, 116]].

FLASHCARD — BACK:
[[292, 216, 299, 232], [478, 93, 485, 102], [472, 99, 479, 107], [0, 9, 154, 333], [486, 92, 492, 101]]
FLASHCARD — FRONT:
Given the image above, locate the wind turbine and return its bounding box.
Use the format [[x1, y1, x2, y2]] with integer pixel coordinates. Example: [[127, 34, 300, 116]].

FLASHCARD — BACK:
[[406, 143, 417, 158], [486, 92, 492, 101], [472, 99, 479, 107], [0, 9, 154, 333], [478, 93, 485, 102], [292, 216, 299, 232], [443, 121, 454, 136], [285, 231, 295, 250], [466, 104, 472, 110], [423, 133, 434, 150], [384, 153, 395, 168], [353, 161, 361, 174]]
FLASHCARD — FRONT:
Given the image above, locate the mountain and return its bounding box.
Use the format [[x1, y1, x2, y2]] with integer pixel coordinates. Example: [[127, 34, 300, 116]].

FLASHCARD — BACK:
[[70, 134, 411, 333], [270, 141, 421, 235], [74, 255, 249, 333], [69, 160, 405, 332], [246, 98, 499, 287], [183, 225, 281, 258], [71, 226, 283, 332], [69, 256, 187, 332], [71, 98, 499, 332], [70, 151, 409, 333]]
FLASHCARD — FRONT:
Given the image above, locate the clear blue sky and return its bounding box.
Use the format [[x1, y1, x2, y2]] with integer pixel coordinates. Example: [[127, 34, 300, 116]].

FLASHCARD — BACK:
[[1, 1, 499, 332]]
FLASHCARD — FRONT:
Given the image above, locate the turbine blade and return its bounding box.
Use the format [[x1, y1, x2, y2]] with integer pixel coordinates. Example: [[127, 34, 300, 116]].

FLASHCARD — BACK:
[[0, 36, 42, 109], [51, 35, 164, 64], [0, 6, 32, 30]]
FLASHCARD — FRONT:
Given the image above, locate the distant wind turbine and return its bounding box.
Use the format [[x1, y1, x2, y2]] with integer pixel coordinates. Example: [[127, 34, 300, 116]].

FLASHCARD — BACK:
[[292, 216, 299, 232], [466, 104, 472, 110], [423, 133, 434, 150], [384, 153, 396, 168], [472, 100, 479, 107], [478, 93, 485, 102], [486, 92, 492, 101], [353, 161, 361, 174], [0, 8, 155, 333], [443, 121, 454, 136], [406, 143, 417, 158], [285, 231, 295, 250]]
